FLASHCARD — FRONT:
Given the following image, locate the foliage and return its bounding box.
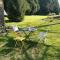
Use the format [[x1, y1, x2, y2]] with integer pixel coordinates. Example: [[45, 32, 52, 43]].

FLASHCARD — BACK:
[[4, 0, 60, 22], [39, 0, 59, 15], [4, 0, 40, 21]]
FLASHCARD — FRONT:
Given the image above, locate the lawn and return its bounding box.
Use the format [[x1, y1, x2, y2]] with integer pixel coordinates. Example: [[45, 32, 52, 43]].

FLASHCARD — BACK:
[[5, 16, 48, 27], [0, 16, 60, 60], [5, 15, 60, 46]]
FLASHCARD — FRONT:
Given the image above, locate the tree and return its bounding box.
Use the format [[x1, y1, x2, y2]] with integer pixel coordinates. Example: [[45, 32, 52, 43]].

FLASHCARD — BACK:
[[3, 0, 21, 22], [52, 0, 59, 15], [38, 0, 59, 15], [3, 0, 40, 21], [0, 0, 5, 33], [26, 0, 40, 15], [3, 0, 59, 21], [3, 0, 31, 22]]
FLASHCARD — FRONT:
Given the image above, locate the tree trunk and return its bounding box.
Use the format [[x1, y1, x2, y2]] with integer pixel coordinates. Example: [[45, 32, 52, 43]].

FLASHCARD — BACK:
[[0, 0, 5, 34]]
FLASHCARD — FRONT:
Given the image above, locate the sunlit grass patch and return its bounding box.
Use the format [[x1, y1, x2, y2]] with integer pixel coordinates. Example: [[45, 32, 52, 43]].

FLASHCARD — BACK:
[[5, 16, 48, 27], [45, 31, 60, 46]]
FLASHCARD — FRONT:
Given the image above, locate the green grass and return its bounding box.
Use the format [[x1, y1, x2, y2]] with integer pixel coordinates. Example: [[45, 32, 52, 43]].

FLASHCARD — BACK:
[[5, 16, 48, 27], [5, 15, 60, 46], [0, 15, 60, 60]]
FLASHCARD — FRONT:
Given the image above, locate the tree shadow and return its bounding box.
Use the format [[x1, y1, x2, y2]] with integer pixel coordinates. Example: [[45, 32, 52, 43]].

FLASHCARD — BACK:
[[39, 43, 60, 60], [21, 40, 38, 53], [39, 29, 60, 34], [0, 35, 60, 60], [35, 22, 60, 28], [5, 19, 22, 23], [0, 36, 38, 58], [0, 37, 15, 55]]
